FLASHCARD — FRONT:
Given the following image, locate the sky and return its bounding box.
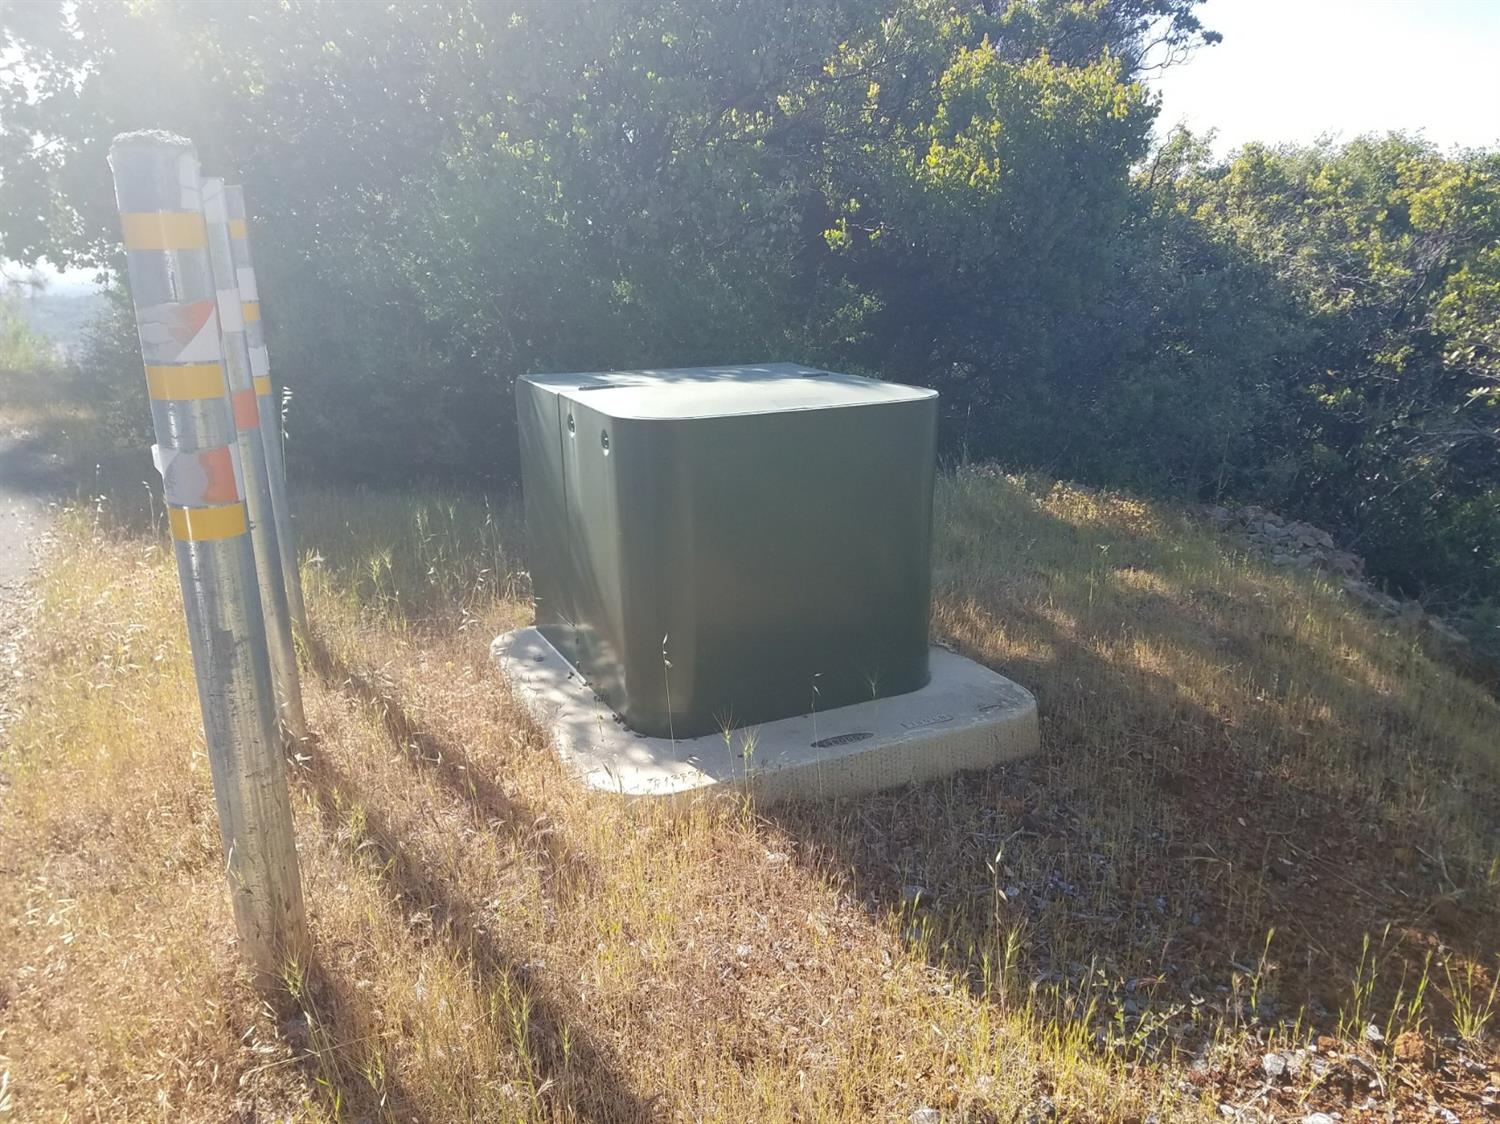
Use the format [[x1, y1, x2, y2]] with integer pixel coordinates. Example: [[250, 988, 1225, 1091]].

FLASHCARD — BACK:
[[1150, 0, 1500, 156], [3, 259, 103, 295]]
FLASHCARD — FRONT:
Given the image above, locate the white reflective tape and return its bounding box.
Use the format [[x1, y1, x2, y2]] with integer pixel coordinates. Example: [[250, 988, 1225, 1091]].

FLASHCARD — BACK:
[[216, 288, 244, 333], [202, 177, 227, 223], [151, 442, 244, 506], [136, 299, 222, 364], [248, 344, 270, 378], [236, 266, 258, 301], [177, 154, 201, 212]]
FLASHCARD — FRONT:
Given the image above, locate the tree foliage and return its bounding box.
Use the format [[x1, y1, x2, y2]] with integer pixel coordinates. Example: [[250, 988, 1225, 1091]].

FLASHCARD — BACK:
[[2, 0, 1496, 612], [1163, 137, 1500, 601]]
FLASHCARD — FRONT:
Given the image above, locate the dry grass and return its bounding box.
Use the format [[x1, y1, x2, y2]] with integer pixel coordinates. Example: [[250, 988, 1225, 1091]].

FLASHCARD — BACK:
[[2, 465, 1498, 1122]]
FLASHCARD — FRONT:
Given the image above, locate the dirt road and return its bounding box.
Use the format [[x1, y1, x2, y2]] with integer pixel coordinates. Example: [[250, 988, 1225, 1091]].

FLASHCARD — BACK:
[[0, 433, 64, 723], [0, 433, 62, 607]]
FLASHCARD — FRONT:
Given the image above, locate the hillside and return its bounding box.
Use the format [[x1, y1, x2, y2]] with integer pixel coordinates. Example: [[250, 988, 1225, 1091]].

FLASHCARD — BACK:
[[2, 460, 1496, 1121]]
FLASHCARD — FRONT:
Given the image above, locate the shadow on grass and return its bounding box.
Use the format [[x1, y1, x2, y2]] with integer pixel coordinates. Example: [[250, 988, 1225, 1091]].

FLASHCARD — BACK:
[[280, 953, 422, 1120], [295, 630, 650, 1121], [765, 475, 1500, 1083], [295, 746, 654, 1121], [303, 631, 592, 899]]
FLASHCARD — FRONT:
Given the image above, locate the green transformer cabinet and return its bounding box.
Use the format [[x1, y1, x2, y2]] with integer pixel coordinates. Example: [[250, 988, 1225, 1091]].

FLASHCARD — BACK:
[[516, 363, 938, 739]]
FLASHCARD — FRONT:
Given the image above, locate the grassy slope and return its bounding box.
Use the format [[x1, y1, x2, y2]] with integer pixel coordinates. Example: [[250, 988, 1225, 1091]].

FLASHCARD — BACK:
[[1, 468, 1497, 1122]]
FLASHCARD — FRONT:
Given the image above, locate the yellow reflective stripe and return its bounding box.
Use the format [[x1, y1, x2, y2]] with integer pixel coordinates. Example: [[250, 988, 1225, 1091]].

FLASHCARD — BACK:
[[120, 211, 206, 251], [168, 502, 247, 542], [252, 375, 272, 396], [144, 363, 227, 401], [241, 301, 261, 322], [228, 218, 248, 239]]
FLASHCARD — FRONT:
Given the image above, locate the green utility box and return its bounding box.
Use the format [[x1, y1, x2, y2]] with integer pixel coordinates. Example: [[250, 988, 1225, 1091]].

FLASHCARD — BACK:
[[516, 363, 938, 739]]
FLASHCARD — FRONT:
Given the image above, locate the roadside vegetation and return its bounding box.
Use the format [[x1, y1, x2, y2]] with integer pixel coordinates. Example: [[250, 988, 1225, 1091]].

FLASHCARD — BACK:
[[3, 1, 1499, 1119], [2, 426, 1496, 1119], [0, 294, 66, 429]]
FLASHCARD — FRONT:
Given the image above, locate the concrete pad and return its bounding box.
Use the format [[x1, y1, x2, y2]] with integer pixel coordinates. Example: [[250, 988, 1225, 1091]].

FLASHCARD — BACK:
[[492, 627, 1038, 806]]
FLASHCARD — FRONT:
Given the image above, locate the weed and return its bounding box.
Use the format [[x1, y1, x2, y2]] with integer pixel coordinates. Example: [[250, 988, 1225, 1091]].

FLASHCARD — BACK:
[[1444, 955, 1499, 1049]]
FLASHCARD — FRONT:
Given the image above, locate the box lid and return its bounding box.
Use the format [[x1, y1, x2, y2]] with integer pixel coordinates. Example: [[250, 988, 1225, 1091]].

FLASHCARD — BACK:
[[521, 362, 935, 420]]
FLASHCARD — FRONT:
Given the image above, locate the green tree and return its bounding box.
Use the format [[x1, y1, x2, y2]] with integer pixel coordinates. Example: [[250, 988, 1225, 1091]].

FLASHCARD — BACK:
[[1168, 137, 1500, 603]]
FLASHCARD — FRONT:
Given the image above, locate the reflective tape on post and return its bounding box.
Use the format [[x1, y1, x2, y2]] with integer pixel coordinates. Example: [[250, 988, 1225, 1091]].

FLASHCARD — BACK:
[[153, 441, 245, 507], [136, 298, 223, 365], [168, 501, 249, 542], [248, 344, 270, 379], [233, 389, 261, 429], [226, 182, 307, 640], [120, 211, 208, 251], [145, 362, 228, 401], [216, 289, 245, 333], [109, 131, 306, 978], [201, 174, 306, 742]]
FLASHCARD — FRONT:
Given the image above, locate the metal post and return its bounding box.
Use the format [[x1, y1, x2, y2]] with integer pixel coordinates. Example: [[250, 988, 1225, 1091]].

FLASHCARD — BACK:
[[224, 185, 308, 638], [201, 177, 308, 741], [108, 131, 306, 978]]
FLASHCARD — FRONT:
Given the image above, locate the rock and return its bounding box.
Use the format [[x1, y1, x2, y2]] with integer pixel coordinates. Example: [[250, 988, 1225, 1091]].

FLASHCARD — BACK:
[[1342, 579, 1402, 616], [1302, 1114, 1335, 1124], [902, 884, 926, 906], [1287, 521, 1335, 549], [1023, 1096, 1057, 1123], [1254, 518, 1286, 538], [909, 1109, 941, 1124], [1261, 1052, 1288, 1079], [1328, 551, 1363, 577], [1364, 1021, 1385, 1044], [1207, 502, 1491, 689], [1392, 1029, 1431, 1068]]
